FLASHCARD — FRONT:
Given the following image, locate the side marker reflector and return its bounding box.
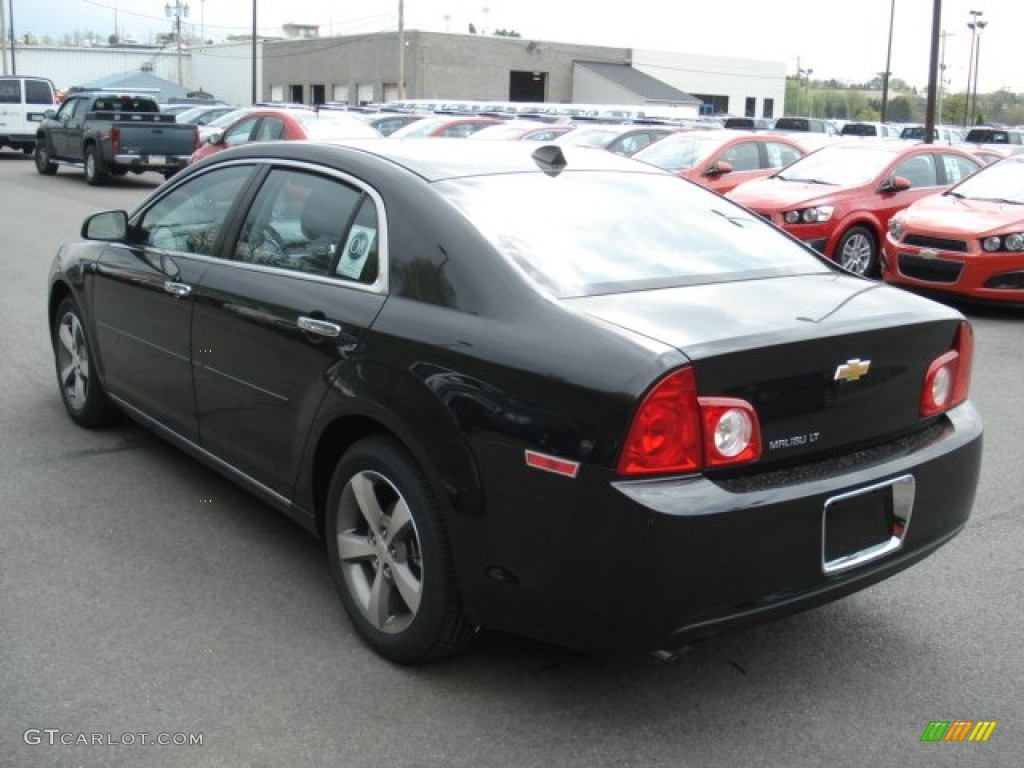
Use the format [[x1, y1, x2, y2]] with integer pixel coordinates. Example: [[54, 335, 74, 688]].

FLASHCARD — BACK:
[[525, 450, 580, 479]]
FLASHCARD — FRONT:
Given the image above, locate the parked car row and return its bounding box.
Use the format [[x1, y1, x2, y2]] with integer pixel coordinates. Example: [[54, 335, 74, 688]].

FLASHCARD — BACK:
[[29, 92, 1024, 306]]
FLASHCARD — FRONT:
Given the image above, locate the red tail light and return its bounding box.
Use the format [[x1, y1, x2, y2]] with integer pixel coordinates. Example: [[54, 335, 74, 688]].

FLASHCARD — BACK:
[[110, 124, 121, 153], [617, 368, 761, 476], [920, 321, 973, 417]]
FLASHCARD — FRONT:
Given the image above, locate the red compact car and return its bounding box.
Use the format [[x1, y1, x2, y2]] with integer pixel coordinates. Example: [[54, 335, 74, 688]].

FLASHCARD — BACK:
[[727, 140, 982, 276], [388, 115, 503, 138], [190, 109, 380, 164], [632, 130, 807, 194], [883, 155, 1024, 303]]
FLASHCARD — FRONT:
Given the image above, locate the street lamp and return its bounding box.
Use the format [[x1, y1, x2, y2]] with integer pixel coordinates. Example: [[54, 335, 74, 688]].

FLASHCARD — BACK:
[[964, 9, 983, 128], [880, 0, 895, 123], [165, 1, 189, 87], [969, 17, 987, 126]]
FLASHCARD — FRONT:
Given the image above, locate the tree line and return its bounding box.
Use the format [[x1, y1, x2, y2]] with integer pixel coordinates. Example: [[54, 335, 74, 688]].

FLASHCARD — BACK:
[[785, 75, 1024, 126]]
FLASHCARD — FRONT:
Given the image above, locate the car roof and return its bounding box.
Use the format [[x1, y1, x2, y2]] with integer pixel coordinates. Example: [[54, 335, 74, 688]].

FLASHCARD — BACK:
[[205, 138, 663, 182]]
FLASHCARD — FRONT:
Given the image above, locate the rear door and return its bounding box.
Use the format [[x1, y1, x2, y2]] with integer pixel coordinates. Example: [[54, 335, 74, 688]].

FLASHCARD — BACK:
[[192, 165, 388, 494]]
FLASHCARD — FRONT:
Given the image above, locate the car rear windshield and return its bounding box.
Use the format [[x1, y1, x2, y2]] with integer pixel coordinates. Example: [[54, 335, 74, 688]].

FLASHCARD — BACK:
[[438, 172, 830, 297]]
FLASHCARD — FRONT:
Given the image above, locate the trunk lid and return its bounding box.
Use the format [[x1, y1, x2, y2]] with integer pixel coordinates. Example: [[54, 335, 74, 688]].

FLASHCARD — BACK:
[[567, 273, 963, 468]]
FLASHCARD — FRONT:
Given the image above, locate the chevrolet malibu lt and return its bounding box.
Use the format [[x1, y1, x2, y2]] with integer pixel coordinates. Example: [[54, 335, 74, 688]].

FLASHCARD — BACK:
[[48, 139, 983, 663]]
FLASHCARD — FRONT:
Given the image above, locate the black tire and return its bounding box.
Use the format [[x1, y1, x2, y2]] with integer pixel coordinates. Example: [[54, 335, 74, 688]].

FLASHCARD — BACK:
[[83, 145, 108, 186], [52, 297, 119, 428], [835, 225, 878, 277], [324, 436, 475, 664], [34, 140, 58, 175]]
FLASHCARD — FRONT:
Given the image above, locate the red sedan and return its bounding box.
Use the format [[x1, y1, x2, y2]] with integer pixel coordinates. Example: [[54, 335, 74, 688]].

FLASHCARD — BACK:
[[189, 108, 380, 164], [727, 140, 982, 276], [632, 130, 807, 194], [883, 155, 1024, 303]]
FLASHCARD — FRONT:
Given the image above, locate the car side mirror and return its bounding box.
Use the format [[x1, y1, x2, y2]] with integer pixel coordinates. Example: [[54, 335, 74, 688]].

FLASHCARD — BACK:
[[206, 130, 224, 145], [704, 160, 734, 177], [44, 109, 56, 120], [884, 175, 912, 192], [81, 210, 128, 241]]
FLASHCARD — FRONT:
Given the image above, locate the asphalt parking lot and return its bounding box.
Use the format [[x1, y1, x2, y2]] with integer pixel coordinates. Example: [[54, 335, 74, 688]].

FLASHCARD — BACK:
[[1, 151, 1022, 768]]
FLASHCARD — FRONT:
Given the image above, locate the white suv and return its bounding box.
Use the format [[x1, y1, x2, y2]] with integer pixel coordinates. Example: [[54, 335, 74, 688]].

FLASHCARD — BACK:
[[0, 76, 57, 154]]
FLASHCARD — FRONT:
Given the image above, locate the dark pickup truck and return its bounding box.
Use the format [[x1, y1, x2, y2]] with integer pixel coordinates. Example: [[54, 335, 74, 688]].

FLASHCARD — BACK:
[[34, 91, 198, 184]]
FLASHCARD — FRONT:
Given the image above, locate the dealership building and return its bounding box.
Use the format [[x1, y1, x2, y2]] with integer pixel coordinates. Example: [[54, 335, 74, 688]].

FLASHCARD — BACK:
[[9, 29, 785, 118]]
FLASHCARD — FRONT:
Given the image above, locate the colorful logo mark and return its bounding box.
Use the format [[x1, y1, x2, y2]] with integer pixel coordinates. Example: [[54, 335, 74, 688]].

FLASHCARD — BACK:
[[921, 720, 996, 742]]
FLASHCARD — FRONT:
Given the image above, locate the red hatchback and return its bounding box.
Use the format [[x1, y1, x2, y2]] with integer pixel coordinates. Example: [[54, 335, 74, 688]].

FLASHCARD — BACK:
[[727, 141, 982, 276], [883, 155, 1024, 303], [632, 130, 807, 194], [189, 109, 380, 164]]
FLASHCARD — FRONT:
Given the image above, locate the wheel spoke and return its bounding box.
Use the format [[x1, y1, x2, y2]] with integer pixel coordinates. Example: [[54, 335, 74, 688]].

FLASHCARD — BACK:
[[60, 362, 76, 388], [366, 568, 392, 629], [391, 562, 422, 614], [337, 531, 375, 563], [78, 353, 89, 379], [350, 473, 384, 530], [387, 497, 413, 543], [73, 373, 87, 403], [59, 322, 76, 355]]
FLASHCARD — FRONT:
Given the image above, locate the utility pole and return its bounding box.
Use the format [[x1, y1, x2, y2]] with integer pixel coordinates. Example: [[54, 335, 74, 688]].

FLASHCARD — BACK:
[[0, 0, 7, 76], [7, 0, 15, 75], [165, 1, 189, 87], [398, 0, 405, 99]]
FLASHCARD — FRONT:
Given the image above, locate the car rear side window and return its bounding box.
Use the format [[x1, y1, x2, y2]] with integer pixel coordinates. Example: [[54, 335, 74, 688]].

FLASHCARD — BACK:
[[136, 165, 254, 255], [25, 79, 54, 104], [941, 153, 981, 184], [440, 172, 829, 297], [234, 168, 379, 284]]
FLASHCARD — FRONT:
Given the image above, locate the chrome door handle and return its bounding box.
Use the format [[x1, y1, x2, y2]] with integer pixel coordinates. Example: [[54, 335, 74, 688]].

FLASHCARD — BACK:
[[163, 281, 192, 298], [297, 316, 342, 338]]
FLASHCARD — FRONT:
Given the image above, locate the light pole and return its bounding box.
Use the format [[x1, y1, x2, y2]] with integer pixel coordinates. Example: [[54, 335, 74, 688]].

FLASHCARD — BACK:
[[800, 67, 813, 116], [969, 17, 987, 126], [165, 1, 189, 87], [880, 0, 895, 123], [963, 10, 983, 128]]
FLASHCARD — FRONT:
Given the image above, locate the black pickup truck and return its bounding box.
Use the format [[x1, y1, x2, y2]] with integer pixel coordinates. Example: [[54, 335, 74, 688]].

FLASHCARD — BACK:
[[34, 91, 198, 184]]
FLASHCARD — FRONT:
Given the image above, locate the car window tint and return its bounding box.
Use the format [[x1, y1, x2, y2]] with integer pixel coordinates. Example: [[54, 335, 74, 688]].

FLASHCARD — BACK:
[[224, 117, 260, 146], [255, 117, 285, 141], [234, 169, 366, 279], [718, 141, 760, 171], [440, 172, 828, 297], [765, 141, 802, 168], [136, 166, 253, 255], [0, 80, 18, 103], [25, 79, 53, 104], [893, 155, 937, 188], [941, 153, 980, 184]]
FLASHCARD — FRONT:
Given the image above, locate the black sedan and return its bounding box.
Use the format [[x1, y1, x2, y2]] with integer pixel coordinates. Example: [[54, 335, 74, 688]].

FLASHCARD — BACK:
[[48, 139, 983, 664]]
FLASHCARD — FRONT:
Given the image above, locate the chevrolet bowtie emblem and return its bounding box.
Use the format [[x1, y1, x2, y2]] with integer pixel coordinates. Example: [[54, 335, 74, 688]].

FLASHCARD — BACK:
[[834, 359, 871, 382]]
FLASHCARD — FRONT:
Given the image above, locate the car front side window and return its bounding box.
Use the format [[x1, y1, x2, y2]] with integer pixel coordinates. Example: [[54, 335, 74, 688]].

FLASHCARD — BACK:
[[135, 165, 254, 255]]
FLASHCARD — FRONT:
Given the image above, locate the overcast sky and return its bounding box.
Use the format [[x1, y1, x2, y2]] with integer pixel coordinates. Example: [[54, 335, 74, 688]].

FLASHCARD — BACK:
[[9, 0, 1022, 92]]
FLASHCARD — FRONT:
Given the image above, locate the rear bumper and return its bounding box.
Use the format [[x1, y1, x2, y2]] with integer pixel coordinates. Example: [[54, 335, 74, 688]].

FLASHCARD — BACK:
[[463, 403, 983, 652], [113, 153, 191, 171]]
